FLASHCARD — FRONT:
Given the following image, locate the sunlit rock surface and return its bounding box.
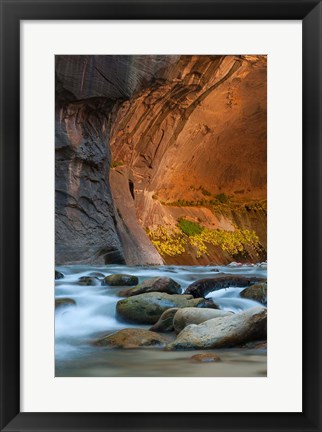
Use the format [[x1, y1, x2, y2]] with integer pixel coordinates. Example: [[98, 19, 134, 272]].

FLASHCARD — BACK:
[[55, 55, 267, 265]]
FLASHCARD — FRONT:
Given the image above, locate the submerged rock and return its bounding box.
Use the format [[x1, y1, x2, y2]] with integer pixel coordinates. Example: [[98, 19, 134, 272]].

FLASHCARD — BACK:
[[240, 283, 267, 305], [119, 277, 181, 297], [116, 292, 204, 324], [240, 340, 267, 349], [228, 262, 242, 267], [55, 297, 76, 308], [78, 276, 100, 286], [103, 274, 139, 286], [167, 306, 267, 350], [173, 308, 234, 334], [150, 308, 179, 332], [184, 276, 267, 298], [55, 270, 64, 280], [95, 328, 166, 349], [196, 299, 219, 309], [191, 353, 221, 363], [88, 272, 105, 278]]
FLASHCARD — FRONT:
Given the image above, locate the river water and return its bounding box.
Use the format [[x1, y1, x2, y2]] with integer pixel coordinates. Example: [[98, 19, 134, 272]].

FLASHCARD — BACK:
[[55, 264, 267, 377]]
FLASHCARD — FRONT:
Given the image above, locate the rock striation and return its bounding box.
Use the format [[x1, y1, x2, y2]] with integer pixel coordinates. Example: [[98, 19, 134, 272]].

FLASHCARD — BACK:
[[55, 97, 125, 264], [55, 55, 267, 265]]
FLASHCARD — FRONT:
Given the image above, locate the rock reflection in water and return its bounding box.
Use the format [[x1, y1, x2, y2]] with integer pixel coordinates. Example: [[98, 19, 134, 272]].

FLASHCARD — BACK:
[[56, 347, 267, 377]]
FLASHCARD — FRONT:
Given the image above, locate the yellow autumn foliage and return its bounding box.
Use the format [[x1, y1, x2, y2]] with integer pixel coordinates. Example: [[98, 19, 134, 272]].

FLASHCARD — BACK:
[[146, 224, 261, 259]]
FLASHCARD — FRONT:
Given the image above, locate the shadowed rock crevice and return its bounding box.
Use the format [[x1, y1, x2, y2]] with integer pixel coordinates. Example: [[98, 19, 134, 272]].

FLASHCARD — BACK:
[[110, 167, 164, 265]]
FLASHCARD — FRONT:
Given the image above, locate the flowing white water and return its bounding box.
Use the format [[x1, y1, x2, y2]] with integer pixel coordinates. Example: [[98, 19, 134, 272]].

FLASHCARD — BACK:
[[55, 264, 267, 376]]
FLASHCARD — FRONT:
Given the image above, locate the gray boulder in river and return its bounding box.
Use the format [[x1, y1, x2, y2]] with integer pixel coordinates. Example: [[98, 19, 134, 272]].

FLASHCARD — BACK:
[[173, 308, 234, 334], [240, 283, 267, 306], [119, 277, 181, 297], [116, 292, 205, 324], [78, 276, 101, 286], [150, 308, 179, 332], [103, 274, 139, 286], [167, 306, 267, 350], [150, 307, 233, 333]]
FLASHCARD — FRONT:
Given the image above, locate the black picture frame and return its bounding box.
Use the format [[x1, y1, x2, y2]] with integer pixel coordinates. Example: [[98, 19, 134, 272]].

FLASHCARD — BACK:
[[0, 0, 321, 431]]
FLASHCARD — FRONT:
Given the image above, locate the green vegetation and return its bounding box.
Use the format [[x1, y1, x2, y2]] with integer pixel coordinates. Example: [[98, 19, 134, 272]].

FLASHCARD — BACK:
[[177, 218, 204, 236], [214, 193, 229, 203], [147, 218, 261, 259], [162, 199, 197, 206], [160, 191, 231, 208], [163, 198, 227, 207], [200, 187, 211, 196], [159, 196, 266, 217], [244, 201, 267, 212], [111, 160, 124, 168], [189, 185, 212, 196]]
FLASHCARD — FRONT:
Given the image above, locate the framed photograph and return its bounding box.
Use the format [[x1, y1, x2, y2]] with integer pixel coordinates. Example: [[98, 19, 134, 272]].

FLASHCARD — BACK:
[[1, 0, 321, 431]]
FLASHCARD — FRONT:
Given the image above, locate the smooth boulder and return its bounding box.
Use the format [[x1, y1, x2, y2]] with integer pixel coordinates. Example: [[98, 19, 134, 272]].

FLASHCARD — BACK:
[[78, 276, 100, 286], [150, 308, 179, 332], [167, 307, 267, 350], [103, 274, 139, 286], [184, 276, 267, 298], [94, 328, 166, 349], [240, 283, 267, 305], [191, 353, 221, 362], [55, 297, 76, 308], [173, 308, 234, 334], [119, 277, 181, 297], [88, 272, 105, 278], [116, 292, 205, 324]]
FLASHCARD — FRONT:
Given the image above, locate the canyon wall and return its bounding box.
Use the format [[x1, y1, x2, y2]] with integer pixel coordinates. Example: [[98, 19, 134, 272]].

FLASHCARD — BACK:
[[55, 56, 169, 264], [55, 55, 267, 265], [109, 55, 267, 264], [110, 55, 266, 203], [55, 97, 124, 264]]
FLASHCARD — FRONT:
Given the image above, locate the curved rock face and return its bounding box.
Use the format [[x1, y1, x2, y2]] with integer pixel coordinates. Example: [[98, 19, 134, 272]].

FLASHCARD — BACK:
[[109, 167, 163, 265], [55, 98, 125, 264], [56, 55, 179, 100], [109, 55, 267, 264], [110, 55, 266, 205], [55, 56, 170, 265], [55, 55, 267, 265]]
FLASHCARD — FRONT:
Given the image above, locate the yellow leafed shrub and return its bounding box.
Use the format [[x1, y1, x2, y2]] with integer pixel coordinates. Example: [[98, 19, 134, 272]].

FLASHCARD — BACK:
[[146, 222, 261, 259]]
